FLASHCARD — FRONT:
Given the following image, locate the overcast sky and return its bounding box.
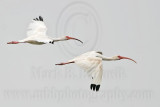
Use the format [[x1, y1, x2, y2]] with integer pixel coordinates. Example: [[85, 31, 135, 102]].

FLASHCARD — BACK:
[[0, 0, 159, 107]]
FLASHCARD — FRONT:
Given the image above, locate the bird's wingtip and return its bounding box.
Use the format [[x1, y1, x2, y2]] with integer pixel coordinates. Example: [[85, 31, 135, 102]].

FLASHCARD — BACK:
[[33, 16, 43, 21], [39, 16, 43, 21]]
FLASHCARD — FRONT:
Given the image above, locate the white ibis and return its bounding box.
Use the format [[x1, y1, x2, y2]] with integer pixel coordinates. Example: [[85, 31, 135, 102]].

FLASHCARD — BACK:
[[56, 51, 136, 91], [7, 16, 83, 45]]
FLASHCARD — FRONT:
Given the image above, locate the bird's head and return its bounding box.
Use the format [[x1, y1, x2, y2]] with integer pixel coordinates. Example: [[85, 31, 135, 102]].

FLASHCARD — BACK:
[[117, 55, 137, 63], [65, 36, 83, 44]]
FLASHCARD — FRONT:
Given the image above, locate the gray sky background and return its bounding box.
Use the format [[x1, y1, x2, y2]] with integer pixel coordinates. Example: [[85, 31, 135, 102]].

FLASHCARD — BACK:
[[0, 0, 159, 107]]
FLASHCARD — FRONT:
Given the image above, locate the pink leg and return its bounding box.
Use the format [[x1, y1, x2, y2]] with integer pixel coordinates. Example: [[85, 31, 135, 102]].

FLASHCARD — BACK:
[[7, 41, 19, 44], [55, 61, 75, 65]]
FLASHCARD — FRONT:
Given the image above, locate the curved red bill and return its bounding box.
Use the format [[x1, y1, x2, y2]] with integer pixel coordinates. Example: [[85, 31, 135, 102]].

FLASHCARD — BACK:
[[73, 38, 83, 44], [118, 56, 137, 63], [66, 36, 83, 44]]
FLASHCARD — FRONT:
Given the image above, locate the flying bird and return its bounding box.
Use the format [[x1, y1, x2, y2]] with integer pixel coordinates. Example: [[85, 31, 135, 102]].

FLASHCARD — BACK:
[[56, 51, 136, 91], [7, 16, 83, 45]]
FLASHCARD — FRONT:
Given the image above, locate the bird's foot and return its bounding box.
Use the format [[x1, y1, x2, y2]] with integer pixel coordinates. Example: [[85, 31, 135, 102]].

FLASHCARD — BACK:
[[7, 41, 19, 44]]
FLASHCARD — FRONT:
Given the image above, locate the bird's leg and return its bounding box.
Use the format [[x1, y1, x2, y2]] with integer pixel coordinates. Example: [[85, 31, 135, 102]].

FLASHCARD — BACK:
[[55, 61, 75, 65], [7, 41, 20, 44], [7, 41, 26, 44]]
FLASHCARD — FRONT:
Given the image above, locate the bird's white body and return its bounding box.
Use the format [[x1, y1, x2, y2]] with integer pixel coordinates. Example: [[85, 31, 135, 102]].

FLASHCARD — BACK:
[[56, 51, 136, 91], [69, 51, 103, 85]]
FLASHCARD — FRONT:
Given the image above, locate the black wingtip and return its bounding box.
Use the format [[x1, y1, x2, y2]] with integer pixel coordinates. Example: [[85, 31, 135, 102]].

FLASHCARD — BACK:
[[90, 84, 100, 91], [33, 16, 43, 22], [39, 16, 43, 21], [96, 85, 100, 91]]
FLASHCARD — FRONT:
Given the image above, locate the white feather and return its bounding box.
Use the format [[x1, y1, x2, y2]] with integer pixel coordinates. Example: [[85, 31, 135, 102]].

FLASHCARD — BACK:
[[27, 20, 47, 37], [91, 62, 102, 85], [70, 51, 103, 85]]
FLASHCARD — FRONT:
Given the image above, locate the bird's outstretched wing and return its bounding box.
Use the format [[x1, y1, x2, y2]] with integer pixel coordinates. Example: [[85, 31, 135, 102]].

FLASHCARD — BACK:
[[90, 62, 102, 91], [27, 16, 47, 37], [75, 57, 103, 91]]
